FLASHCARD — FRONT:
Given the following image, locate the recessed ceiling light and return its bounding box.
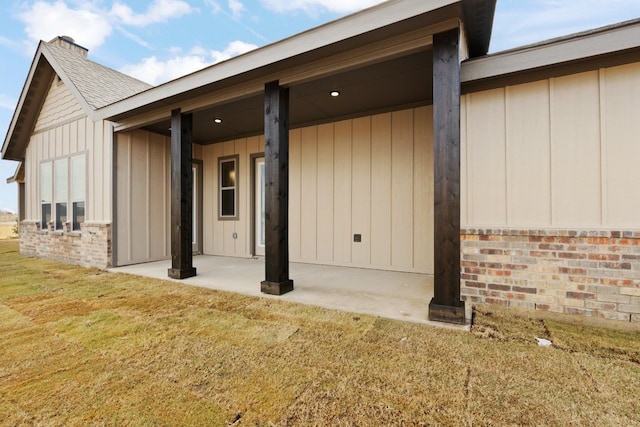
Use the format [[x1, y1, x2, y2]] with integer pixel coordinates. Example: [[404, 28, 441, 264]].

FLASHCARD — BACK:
[[330, 90, 340, 97], [214, 117, 222, 124]]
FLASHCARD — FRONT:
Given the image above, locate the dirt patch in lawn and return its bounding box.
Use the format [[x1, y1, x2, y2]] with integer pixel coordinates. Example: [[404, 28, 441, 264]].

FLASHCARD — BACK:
[[1, 240, 639, 425]]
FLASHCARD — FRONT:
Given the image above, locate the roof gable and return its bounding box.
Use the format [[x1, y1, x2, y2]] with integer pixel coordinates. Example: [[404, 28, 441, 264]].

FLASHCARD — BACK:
[[34, 74, 84, 131], [1, 39, 152, 161], [45, 42, 152, 110]]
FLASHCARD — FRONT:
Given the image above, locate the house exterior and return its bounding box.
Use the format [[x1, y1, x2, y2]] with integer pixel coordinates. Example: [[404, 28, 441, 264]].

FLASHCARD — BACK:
[[2, 0, 639, 324]]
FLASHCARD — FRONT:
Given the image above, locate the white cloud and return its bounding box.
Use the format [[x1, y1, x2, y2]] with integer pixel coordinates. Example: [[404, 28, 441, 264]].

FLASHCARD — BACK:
[[110, 0, 194, 26], [190, 46, 209, 56], [18, 1, 113, 50], [210, 40, 257, 62], [16, 0, 196, 51], [228, 0, 245, 18], [115, 26, 154, 49], [204, 0, 222, 14], [259, 0, 385, 14], [121, 55, 211, 85], [120, 40, 258, 85], [0, 35, 20, 50], [0, 94, 17, 111]]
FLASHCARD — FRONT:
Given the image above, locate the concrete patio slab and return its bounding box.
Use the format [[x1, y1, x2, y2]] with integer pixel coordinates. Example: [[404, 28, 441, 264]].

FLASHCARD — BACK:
[[110, 256, 470, 330]]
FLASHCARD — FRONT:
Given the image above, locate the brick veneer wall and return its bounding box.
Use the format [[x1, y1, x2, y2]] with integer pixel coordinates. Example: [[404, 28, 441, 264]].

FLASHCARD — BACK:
[[20, 221, 112, 269], [460, 228, 640, 322]]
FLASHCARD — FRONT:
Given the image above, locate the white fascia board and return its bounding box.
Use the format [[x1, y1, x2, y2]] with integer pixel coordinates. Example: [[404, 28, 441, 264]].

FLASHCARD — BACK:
[[96, 0, 459, 121], [462, 20, 640, 83]]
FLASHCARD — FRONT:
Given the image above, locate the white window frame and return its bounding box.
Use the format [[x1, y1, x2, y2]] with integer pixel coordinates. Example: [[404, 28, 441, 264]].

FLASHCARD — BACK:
[[39, 153, 87, 232], [40, 161, 52, 230], [54, 158, 68, 230], [70, 154, 86, 231]]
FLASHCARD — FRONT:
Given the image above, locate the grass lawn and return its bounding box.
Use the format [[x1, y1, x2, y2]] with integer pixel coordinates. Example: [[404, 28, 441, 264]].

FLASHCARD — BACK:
[[0, 239, 639, 425]]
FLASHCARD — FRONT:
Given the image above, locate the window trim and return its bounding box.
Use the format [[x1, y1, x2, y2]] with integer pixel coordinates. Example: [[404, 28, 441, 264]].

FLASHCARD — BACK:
[[70, 154, 86, 232], [40, 161, 52, 230], [39, 152, 86, 232], [218, 154, 239, 221], [54, 158, 68, 230]]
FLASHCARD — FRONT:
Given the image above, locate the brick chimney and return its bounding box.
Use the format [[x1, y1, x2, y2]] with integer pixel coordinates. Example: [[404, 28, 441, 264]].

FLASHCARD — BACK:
[[48, 36, 88, 57]]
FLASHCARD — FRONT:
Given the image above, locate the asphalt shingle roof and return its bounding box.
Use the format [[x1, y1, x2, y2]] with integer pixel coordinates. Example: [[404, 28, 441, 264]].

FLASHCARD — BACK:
[[46, 42, 153, 110]]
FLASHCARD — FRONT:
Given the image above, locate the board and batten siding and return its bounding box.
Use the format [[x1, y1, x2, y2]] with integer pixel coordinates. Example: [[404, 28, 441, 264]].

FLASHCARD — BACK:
[[201, 106, 434, 274], [115, 129, 172, 265], [24, 78, 113, 224], [461, 63, 640, 229], [115, 131, 205, 266]]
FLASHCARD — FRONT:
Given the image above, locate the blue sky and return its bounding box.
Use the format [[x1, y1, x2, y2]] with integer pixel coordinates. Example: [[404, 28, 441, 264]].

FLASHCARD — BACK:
[[2, 0, 640, 212]]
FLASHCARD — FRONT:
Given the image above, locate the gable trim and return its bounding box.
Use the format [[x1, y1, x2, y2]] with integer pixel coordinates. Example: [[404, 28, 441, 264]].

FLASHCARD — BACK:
[[40, 44, 97, 119], [2, 43, 52, 161], [1, 43, 95, 161]]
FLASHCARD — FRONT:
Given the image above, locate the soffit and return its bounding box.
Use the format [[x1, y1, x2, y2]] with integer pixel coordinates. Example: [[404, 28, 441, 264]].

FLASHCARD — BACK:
[[462, 18, 640, 92], [6, 162, 25, 184], [462, 0, 496, 57], [142, 50, 433, 143], [1, 52, 55, 161], [101, 0, 464, 125], [106, 0, 496, 143]]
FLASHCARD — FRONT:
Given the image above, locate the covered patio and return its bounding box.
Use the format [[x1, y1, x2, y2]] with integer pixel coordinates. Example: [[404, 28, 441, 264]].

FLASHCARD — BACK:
[[110, 256, 469, 330], [102, 0, 496, 326]]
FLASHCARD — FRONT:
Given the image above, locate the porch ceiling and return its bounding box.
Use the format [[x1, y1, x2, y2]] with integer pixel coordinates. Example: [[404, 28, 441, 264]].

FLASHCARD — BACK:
[[142, 49, 433, 144]]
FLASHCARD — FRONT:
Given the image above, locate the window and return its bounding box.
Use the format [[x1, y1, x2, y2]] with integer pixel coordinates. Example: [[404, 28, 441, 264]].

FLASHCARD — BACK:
[[40, 154, 86, 231], [70, 155, 85, 231], [54, 158, 68, 230], [40, 162, 52, 229], [219, 155, 238, 220]]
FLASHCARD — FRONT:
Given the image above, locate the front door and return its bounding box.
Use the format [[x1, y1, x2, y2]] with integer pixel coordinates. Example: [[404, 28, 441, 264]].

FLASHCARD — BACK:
[[254, 157, 265, 256]]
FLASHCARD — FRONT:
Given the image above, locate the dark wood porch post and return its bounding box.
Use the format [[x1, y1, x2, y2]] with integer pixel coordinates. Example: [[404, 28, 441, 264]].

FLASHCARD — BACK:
[[261, 81, 294, 295], [429, 27, 465, 324], [168, 108, 196, 279]]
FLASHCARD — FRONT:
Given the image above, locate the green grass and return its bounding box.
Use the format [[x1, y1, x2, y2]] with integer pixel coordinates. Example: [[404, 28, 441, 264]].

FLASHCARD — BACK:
[[0, 239, 639, 425]]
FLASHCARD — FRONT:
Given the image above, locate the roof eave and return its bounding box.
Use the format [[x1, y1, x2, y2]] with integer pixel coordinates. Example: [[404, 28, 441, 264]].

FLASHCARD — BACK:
[[462, 0, 497, 57], [6, 162, 24, 184], [1, 42, 99, 162], [462, 18, 640, 84], [1, 42, 50, 162], [95, 0, 467, 122]]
